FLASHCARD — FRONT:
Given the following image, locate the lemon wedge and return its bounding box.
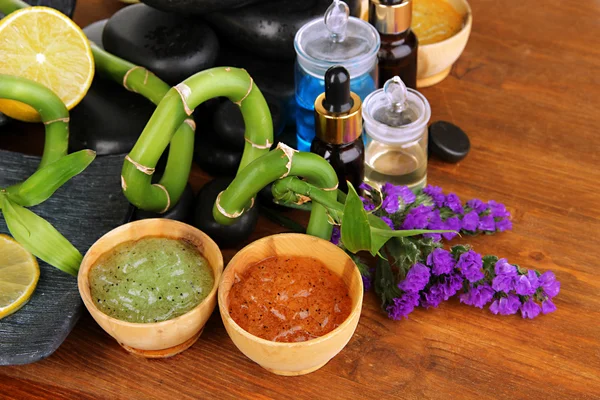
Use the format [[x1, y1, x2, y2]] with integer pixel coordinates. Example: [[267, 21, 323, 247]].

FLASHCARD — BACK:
[[0, 6, 94, 122], [0, 234, 40, 320]]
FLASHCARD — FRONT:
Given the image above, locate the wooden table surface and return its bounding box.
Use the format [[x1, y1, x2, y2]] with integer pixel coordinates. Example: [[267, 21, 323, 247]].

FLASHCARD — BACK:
[[2, 0, 600, 399]]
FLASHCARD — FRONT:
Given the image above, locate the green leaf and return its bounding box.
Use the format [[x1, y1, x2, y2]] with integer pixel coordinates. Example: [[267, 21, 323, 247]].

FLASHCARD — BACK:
[[0, 196, 82, 276], [374, 254, 402, 309], [371, 227, 453, 238], [450, 244, 471, 259], [367, 214, 393, 256], [6, 150, 96, 207], [340, 182, 371, 253]]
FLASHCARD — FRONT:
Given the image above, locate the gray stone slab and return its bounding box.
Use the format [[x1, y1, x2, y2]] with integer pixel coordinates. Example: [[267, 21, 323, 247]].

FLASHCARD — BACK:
[[0, 150, 129, 365]]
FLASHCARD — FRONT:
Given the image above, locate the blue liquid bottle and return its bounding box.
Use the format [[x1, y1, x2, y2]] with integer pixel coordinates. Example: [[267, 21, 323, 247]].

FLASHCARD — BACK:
[[294, 0, 380, 152]]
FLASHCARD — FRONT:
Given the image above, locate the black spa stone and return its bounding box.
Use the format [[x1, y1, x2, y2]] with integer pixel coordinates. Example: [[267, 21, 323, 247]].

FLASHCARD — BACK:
[[69, 77, 155, 155], [428, 121, 470, 163], [131, 183, 195, 223], [193, 132, 243, 176], [0, 112, 8, 129], [140, 0, 267, 15], [212, 95, 283, 151], [103, 3, 219, 85], [83, 19, 107, 49], [192, 177, 260, 248], [205, 0, 361, 61], [22, 0, 76, 17]]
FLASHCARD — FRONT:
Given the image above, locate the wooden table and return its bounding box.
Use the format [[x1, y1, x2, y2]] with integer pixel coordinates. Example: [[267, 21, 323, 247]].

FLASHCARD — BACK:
[[2, 0, 600, 398]]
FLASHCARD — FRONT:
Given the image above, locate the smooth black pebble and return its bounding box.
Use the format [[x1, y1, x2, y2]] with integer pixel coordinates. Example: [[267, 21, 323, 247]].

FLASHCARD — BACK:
[[21, 0, 76, 17], [131, 183, 195, 222], [212, 95, 282, 151], [83, 19, 107, 49], [428, 121, 470, 163], [0, 112, 9, 129], [103, 3, 219, 85], [192, 177, 260, 247], [140, 0, 267, 15], [193, 131, 243, 176], [69, 77, 155, 155], [205, 0, 361, 61]]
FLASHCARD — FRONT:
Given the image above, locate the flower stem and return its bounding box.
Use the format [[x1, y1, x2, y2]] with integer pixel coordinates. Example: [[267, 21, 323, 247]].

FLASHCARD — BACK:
[[0, 74, 69, 169], [213, 146, 338, 239]]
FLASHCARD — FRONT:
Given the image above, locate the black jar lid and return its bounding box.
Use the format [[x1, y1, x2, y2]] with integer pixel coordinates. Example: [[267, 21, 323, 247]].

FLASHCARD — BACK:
[[428, 121, 470, 163]]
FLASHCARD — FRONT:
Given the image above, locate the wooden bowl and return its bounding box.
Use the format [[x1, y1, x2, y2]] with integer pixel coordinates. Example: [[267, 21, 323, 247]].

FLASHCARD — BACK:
[[417, 0, 473, 88], [78, 219, 223, 358], [218, 233, 363, 376]]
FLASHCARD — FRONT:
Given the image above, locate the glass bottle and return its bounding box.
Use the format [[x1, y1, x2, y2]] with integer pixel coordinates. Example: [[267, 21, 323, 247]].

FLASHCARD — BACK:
[[294, 0, 380, 152], [370, 0, 418, 89], [362, 75, 431, 190], [311, 66, 364, 193]]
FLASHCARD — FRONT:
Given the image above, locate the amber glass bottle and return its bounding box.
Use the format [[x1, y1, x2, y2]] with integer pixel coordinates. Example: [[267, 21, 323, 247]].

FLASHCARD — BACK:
[[311, 66, 364, 193], [370, 0, 418, 89]]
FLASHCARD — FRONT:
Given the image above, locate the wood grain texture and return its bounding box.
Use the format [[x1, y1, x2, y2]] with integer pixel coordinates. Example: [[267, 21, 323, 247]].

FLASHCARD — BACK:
[[1, 0, 600, 398]]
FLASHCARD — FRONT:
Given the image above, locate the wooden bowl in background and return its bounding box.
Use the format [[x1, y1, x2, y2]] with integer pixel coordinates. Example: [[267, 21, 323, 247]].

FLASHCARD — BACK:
[[417, 0, 473, 88], [218, 233, 363, 376], [78, 219, 223, 358]]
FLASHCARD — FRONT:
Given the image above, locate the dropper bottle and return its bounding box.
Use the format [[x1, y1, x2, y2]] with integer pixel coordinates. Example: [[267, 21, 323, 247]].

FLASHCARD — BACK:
[[311, 65, 364, 193]]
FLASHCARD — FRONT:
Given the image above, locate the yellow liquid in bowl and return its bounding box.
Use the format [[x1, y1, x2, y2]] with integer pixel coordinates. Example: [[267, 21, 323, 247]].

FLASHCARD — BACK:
[[412, 0, 465, 45]]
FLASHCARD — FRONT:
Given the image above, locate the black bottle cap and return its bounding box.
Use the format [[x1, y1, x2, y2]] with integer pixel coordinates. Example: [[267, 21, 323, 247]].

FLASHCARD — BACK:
[[322, 65, 354, 113], [429, 121, 470, 163]]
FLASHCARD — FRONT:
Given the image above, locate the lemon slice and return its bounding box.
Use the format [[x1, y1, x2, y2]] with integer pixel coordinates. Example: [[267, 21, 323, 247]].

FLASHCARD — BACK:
[[0, 6, 94, 122], [0, 234, 40, 319]]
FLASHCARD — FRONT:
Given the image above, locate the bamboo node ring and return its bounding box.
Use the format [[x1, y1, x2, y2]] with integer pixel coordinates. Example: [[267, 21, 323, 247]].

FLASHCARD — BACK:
[[277, 143, 298, 179], [244, 137, 272, 150], [123, 66, 146, 92], [216, 191, 245, 219], [152, 184, 171, 214], [174, 83, 194, 116], [125, 155, 155, 176], [43, 117, 70, 125], [322, 183, 339, 191], [121, 176, 127, 191], [234, 77, 253, 106], [184, 118, 196, 131]]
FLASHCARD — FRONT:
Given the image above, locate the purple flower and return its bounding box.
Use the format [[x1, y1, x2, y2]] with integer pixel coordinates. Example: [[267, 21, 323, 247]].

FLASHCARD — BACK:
[[478, 215, 495, 231], [426, 248, 455, 275], [461, 210, 480, 232], [444, 193, 464, 214], [492, 259, 517, 292], [488, 200, 510, 218], [382, 183, 416, 213], [495, 217, 513, 232], [456, 250, 484, 282], [380, 216, 395, 230], [398, 263, 431, 293], [362, 274, 372, 292], [401, 205, 432, 230], [330, 226, 341, 246], [539, 271, 560, 298], [520, 298, 541, 319], [361, 196, 375, 212], [441, 272, 464, 300], [489, 293, 521, 315], [420, 284, 445, 308], [466, 198, 488, 213], [515, 270, 540, 296], [442, 216, 461, 240], [423, 185, 445, 208], [423, 210, 443, 241], [460, 284, 495, 308], [387, 292, 420, 320], [542, 299, 557, 314], [359, 182, 373, 192]]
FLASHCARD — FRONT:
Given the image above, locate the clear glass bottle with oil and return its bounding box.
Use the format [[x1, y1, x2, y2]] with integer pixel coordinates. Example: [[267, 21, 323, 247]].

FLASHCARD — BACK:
[[362, 75, 431, 189]]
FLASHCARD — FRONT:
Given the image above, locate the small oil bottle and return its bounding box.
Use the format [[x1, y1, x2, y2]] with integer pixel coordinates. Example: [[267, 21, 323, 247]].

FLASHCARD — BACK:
[[362, 75, 430, 189], [311, 66, 364, 193], [370, 0, 418, 89]]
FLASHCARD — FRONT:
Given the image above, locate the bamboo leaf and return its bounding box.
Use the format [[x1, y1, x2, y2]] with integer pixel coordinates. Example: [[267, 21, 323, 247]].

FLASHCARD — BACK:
[[6, 150, 96, 207], [368, 214, 393, 256], [0, 196, 81, 276], [340, 182, 371, 253]]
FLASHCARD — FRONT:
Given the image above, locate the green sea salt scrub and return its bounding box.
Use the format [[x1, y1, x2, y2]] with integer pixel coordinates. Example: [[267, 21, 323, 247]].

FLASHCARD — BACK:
[[89, 237, 214, 323]]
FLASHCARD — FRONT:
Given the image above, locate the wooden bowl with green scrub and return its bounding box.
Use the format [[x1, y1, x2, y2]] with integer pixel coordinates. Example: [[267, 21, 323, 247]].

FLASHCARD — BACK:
[[78, 219, 223, 358]]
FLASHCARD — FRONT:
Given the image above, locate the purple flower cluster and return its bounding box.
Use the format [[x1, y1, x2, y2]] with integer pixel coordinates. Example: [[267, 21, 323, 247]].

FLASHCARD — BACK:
[[386, 247, 560, 321]]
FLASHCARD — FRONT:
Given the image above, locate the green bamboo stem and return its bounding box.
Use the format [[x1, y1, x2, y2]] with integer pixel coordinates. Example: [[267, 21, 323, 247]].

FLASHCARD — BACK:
[[122, 67, 272, 213], [213, 146, 338, 239], [0, 0, 27, 14], [0, 74, 69, 169], [272, 177, 345, 213]]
